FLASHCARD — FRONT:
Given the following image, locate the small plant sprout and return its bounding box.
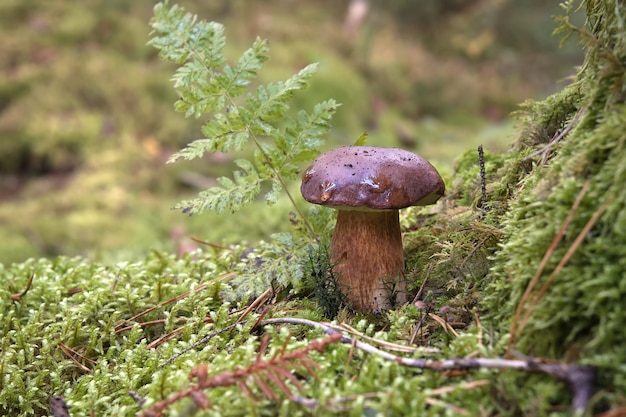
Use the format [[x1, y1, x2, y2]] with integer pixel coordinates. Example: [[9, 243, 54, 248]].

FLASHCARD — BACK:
[[300, 146, 445, 312]]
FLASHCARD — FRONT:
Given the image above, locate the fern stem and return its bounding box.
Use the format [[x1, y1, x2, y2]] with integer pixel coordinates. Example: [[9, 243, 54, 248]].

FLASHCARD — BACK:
[[187, 46, 316, 238], [248, 132, 317, 239]]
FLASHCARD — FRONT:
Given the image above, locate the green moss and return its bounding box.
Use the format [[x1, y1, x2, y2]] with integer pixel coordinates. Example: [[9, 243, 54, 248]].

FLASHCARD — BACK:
[[0, 252, 507, 417], [478, 0, 626, 409], [395, 2, 626, 412], [4, 1, 626, 415]]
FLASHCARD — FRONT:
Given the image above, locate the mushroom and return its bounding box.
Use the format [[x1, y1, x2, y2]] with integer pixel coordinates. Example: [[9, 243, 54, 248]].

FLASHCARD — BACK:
[[300, 146, 445, 312]]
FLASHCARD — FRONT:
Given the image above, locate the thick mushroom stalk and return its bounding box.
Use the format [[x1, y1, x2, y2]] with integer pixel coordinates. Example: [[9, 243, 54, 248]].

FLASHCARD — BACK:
[[331, 209, 405, 312], [301, 146, 444, 313]]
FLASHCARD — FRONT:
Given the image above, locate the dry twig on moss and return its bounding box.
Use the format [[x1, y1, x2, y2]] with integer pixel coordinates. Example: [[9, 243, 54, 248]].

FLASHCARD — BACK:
[[523, 102, 591, 164], [137, 333, 341, 417], [260, 317, 595, 412]]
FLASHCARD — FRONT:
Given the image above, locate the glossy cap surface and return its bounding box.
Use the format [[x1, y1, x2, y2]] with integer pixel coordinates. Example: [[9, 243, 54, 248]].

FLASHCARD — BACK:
[[301, 146, 445, 210]]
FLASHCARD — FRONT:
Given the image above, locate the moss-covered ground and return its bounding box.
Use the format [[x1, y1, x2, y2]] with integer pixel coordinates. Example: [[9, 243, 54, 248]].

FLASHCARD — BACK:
[[2, 1, 626, 416]]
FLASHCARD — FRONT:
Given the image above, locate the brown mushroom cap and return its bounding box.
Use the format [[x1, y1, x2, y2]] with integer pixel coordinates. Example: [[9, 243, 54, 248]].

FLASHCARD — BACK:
[[301, 146, 445, 210]]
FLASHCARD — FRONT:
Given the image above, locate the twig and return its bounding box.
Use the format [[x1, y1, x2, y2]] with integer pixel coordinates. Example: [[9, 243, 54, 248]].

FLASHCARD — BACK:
[[523, 102, 590, 163], [516, 195, 611, 339], [428, 312, 460, 337], [10, 272, 34, 302], [477, 145, 488, 217], [260, 317, 596, 412], [159, 288, 276, 366], [147, 326, 188, 349], [508, 180, 590, 353], [115, 286, 207, 332], [115, 272, 235, 334], [410, 264, 432, 304], [138, 333, 342, 417], [189, 236, 231, 251], [337, 322, 439, 354], [58, 343, 95, 373], [236, 288, 273, 324]]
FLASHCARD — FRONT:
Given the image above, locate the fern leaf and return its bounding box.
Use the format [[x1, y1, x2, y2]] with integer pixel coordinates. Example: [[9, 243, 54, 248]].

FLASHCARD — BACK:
[[227, 233, 311, 299], [173, 159, 262, 215], [227, 38, 270, 95], [149, 3, 227, 119], [286, 99, 339, 163], [271, 99, 339, 180], [152, 6, 226, 68], [150, 2, 338, 219], [265, 178, 282, 205], [247, 64, 318, 125]]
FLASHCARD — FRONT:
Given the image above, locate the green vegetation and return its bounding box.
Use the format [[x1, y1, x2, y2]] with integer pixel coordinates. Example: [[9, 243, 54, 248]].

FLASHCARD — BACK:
[[148, 2, 337, 218], [484, 0, 626, 406], [0, 253, 493, 417], [0, 0, 579, 265], [2, 0, 626, 416], [403, 0, 626, 411]]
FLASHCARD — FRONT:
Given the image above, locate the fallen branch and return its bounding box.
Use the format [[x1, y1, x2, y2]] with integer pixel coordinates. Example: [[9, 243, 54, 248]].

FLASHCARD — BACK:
[[260, 317, 595, 412], [138, 333, 342, 417]]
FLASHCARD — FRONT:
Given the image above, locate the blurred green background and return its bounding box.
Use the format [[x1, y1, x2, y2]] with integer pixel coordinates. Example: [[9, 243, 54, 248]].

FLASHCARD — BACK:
[[0, 0, 583, 265]]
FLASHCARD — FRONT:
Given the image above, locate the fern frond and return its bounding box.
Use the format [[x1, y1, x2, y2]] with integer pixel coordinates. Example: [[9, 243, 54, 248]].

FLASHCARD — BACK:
[[226, 38, 270, 95], [149, 3, 225, 66], [150, 1, 338, 219], [275, 99, 339, 179], [246, 64, 319, 126], [173, 159, 262, 215], [224, 232, 312, 299]]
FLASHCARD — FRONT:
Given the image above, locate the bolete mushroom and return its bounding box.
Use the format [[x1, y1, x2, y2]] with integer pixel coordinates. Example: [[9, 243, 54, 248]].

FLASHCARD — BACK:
[[300, 146, 445, 312]]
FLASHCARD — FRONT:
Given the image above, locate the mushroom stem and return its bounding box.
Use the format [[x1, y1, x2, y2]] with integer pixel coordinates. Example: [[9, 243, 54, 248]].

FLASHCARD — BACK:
[[331, 209, 407, 312]]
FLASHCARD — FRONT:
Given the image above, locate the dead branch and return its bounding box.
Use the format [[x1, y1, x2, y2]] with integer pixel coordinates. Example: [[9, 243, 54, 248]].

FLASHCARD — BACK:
[[137, 333, 341, 417], [260, 317, 595, 413]]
